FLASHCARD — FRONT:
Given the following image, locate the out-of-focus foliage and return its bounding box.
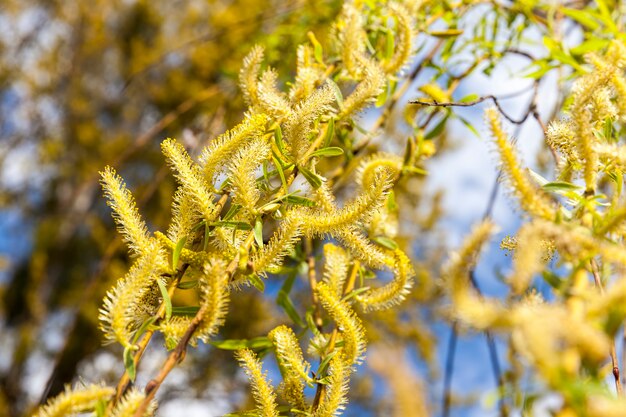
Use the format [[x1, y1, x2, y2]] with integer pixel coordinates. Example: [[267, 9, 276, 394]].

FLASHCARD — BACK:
[[5, 0, 626, 417]]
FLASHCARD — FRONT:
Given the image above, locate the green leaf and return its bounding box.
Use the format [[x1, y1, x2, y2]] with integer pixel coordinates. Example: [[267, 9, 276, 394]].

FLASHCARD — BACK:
[[323, 118, 335, 148], [562, 8, 600, 30], [542, 181, 581, 192], [371, 236, 398, 250], [458, 93, 479, 103], [457, 115, 480, 138], [271, 154, 289, 194], [284, 195, 317, 207], [274, 125, 288, 156], [132, 317, 157, 344], [223, 204, 242, 221], [429, 28, 463, 38], [248, 274, 266, 292], [310, 147, 344, 158], [157, 279, 172, 322], [177, 279, 197, 289], [299, 166, 323, 189], [424, 115, 449, 140], [277, 272, 306, 327], [211, 337, 274, 350], [254, 217, 264, 248], [123, 346, 136, 382], [385, 28, 395, 60], [402, 166, 428, 176], [172, 306, 200, 316], [172, 236, 187, 271], [326, 79, 344, 109], [95, 399, 107, 417], [317, 350, 338, 375], [209, 220, 252, 230], [308, 31, 324, 64]]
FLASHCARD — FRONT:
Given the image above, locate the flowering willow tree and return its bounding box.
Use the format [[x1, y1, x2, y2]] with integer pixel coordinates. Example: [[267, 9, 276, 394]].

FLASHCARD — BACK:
[[10, 1, 626, 417]]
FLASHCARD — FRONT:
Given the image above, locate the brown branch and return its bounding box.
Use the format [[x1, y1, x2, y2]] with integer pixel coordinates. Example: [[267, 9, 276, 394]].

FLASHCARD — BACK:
[[590, 258, 622, 395]]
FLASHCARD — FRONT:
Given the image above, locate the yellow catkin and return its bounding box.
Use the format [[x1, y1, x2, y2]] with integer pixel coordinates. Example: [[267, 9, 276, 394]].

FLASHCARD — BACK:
[[284, 83, 335, 164], [268, 325, 311, 411], [322, 243, 350, 297], [301, 168, 393, 236], [235, 348, 280, 417], [110, 388, 157, 417], [251, 214, 303, 274], [382, 2, 414, 75], [257, 68, 291, 118], [33, 384, 114, 417], [161, 138, 217, 222], [313, 355, 351, 417], [356, 249, 414, 311], [239, 45, 265, 107], [340, 60, 386, 119], [229, 138, 271, 217], [99, 240, 166, 348], [316, 282, 366, 365], [200, 113, 269, 183], [100, 166, 151, 256], [486, 108, 555, 220]]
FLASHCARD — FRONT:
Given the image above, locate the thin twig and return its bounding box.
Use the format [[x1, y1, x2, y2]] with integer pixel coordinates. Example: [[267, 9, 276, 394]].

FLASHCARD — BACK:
[[590, 258, 622, 395]]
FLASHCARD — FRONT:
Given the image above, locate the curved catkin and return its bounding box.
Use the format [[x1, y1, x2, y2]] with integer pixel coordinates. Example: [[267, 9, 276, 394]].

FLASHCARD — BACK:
[[229, 138, 271, 216], [316, 282, 366, 365], [239, 45, 265, 108], [268, 325, 311, 410], [161, 138, 217, 222], [356, 152, 403, 189], [235, 348, 280, 417], [322, 243, 350, 297], [200, 113, 269, 183], [339, 60, 386, 119], [337, 3, 367, 79], [99, 240, 167, 348], [251, 214, 303, 274], [486, 109, 555, 220], [33, 384, 114, 417], [336, 226, 388, 269], [110, 388, 157, 417], [313, 355, 351, 417], [100, 166, 151, 257], [356, 249, 414, 311], [382, 2, 414, 75], [257, 68, 291, 118], [301, 168, 393, 236], [166, 187, 198, 247], [195, 259, 230, 343]]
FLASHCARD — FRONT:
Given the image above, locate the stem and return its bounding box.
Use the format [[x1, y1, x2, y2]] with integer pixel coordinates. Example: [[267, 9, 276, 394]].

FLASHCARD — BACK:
[[590, 258, 622, 395]]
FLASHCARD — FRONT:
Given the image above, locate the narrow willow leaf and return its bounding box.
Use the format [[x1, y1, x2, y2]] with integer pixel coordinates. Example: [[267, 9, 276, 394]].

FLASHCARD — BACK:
[[277, 272, 305, 327], [271, 154, 289, 194], [176, 279, 198, 290], [223, 204, 243, 221], [157, 279, 172, 321], [542, 181, 581, 192], [424, 115, 449, 139], [284, 195, 317, 207], [310, 147, 344, 158], [371, 236, 398, 250], [172, 306, 200, 316], [123, 346, 136, 382], [317, 350, 337, 376], [429, 28, 463, 37], [274, 125, 288, 157], [299, 166, 323, 189], [254, 217, 264, 248], [211, 337, 274, 350], [172, 236, 187, 271], [326, 79, 344, 109], [209, 220, 252, 230], [307, 31, 324, 64], [248, 274, 266, 292], [132, 317, 157, 344], [402, 166, 428, 176], [323, 118, 335, 148]]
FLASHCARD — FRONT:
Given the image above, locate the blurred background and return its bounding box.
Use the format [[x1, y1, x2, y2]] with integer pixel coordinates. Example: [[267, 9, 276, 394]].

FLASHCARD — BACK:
[[0, 0, 609, 416]]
